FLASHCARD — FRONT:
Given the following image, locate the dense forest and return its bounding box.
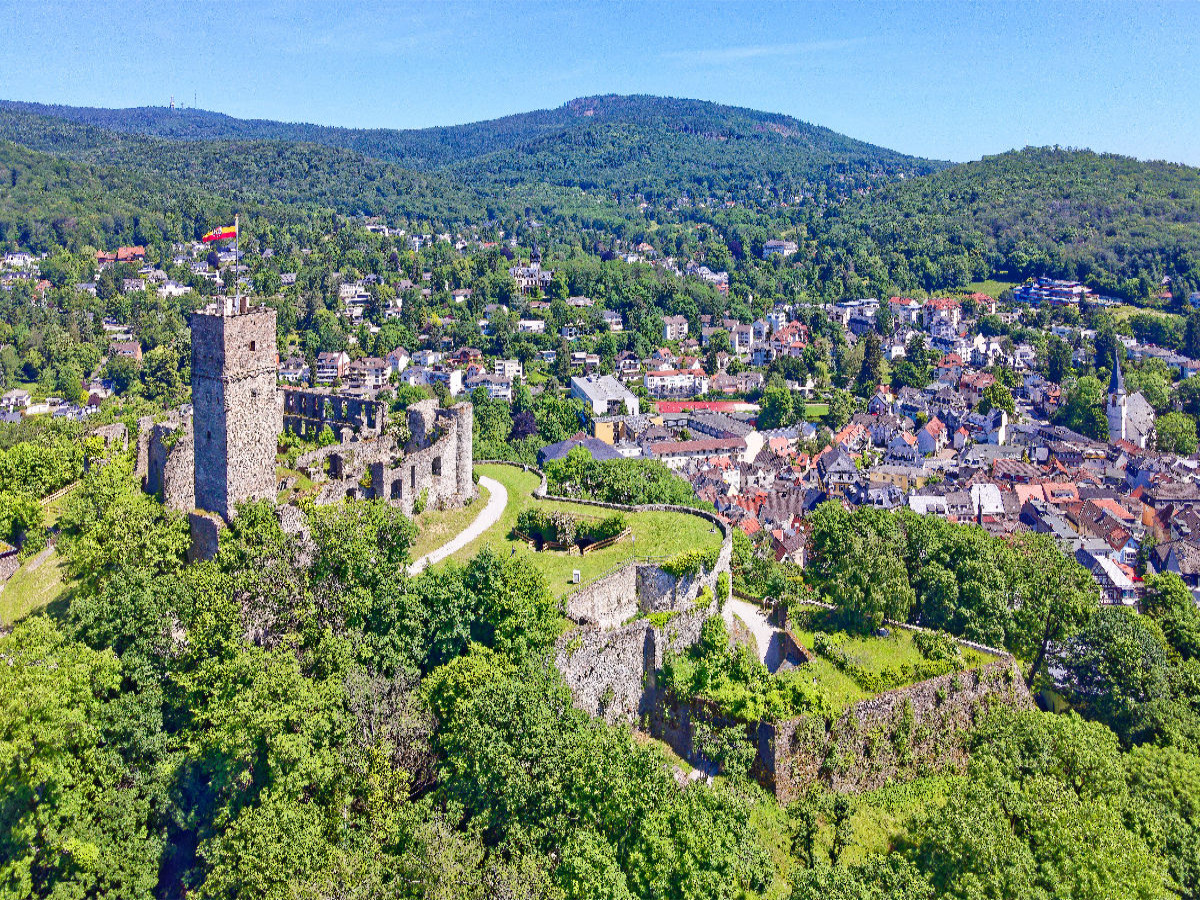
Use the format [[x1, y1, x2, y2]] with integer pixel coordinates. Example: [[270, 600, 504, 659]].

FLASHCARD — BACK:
[[3, 96, 1200, 301], [809, 147, 1200, 298], [0, 94, 944, 184]]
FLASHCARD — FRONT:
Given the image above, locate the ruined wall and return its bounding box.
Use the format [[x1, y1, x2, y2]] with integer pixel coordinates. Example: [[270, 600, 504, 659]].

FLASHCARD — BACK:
[[563, 563, 638, 629], [555, 596, 718, 724], [187, 511, 223, 563], [0, 546, 19, 583], [192, 307, 279, 521], [764, 657, 1033, 800], [146, 421, 195, 511], [637, 565, 722, 612], [282, 387, 383, 439], [302, 401, 475, 517]]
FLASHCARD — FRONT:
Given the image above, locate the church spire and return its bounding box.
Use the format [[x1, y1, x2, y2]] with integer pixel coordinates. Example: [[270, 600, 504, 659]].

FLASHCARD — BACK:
[[1109, 350, 1125, 396]]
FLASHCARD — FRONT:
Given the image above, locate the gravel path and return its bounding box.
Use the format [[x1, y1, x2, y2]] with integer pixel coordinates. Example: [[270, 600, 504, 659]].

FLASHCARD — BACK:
[[725, 596, 789, 672], [406, 475, 507, 575]]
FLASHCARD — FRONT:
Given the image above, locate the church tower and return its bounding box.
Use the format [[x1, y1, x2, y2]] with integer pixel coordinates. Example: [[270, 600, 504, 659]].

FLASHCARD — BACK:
[[1107, 351, 1127, 444], [191, 301, 279, 521]]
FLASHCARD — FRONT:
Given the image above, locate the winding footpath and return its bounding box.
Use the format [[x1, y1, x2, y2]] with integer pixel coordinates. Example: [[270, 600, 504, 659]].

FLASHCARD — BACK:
[[724, 596, 789, 673], [406, 475, 508, 575]]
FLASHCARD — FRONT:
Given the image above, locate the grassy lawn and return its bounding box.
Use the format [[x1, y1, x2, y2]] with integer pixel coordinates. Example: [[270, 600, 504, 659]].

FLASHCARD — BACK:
[[962, 277, 1019, 298], [408, 480, 491, 561], [803, 402, 829, 418], [445, 464, 722, 597], [276, 466, 317, 505], [788, 615, 998, 712], [1109, 303, 1181, 324], [0, 548, 72, 627]]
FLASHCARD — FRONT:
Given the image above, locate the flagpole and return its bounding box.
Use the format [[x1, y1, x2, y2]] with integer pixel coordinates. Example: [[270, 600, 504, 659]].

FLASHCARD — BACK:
[[234, 214, 240, 312]]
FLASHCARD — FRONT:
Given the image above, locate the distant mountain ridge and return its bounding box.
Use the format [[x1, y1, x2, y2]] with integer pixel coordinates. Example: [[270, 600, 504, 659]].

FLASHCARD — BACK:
[[0, 94, 947, 179]]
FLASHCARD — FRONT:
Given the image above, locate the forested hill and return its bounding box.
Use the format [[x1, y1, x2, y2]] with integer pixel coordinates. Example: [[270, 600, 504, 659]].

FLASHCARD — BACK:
[[807, 146, 1200, 297], [0, 95, 945, 197], [0, 109, 494, 227]]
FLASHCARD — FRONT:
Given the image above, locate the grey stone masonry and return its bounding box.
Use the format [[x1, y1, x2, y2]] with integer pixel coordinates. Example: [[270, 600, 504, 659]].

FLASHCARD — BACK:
[[282, 387, 384, 440], [191, 305, 280, 521]]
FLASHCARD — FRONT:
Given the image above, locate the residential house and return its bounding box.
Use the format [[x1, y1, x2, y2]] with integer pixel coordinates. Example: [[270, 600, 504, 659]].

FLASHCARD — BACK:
[[517, 318, 546, 335], [763, 239, 799, 258], [571, 375, 640, 417], [386, 347, 410, 375], [465, 373, 514, 401], [278, 356, 310, 384], [110, 340, 143, 363], [644, 368, 709, 398], [315, 351, 351, 385], [663, 315, 690, 341], [347, 357, 389, 391], [916, 417, 948, 455], [493, 359, 523, 381]]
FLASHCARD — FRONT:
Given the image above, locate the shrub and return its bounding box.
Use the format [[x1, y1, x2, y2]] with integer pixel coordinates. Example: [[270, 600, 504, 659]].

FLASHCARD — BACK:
[[646, 610, 678, 629], [413, 488, 429, 515], [660, 547, 719, 578], [577, 512, 626, 545], [913, 629, 962, 664], [547, 509, 577, 547], [516, 507, 551, 541]]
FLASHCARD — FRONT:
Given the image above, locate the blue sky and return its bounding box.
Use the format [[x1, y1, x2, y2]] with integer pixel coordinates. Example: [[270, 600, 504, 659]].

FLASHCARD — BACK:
[[2, 0, 1197, 164]]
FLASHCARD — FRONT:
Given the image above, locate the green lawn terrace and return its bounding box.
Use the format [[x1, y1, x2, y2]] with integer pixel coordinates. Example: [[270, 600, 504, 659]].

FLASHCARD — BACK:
[[407, 478, 492, 562], [442, 463, 723, 597], [782, 604, 1002, 713]]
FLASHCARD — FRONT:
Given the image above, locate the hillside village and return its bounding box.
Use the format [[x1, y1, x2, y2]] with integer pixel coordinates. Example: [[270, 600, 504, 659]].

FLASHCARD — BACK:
[[4, 50, 1200, 897], [7, 226, 1200, 614]]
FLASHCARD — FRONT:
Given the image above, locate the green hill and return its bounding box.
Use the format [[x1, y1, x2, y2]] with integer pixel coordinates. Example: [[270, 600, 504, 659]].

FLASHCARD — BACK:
[[806, 146, 1200, 297], [0, 95, 945, 201]]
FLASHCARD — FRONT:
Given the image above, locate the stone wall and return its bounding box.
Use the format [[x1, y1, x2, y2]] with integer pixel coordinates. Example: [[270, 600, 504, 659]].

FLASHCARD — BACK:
[[762, 657, 1032, 800], [282, 387, 383, 439], [146, 420, 195, 511], [303, 401, 475, 517], [0, 546, 19, 584], [555, 596, 718, 723], [187, 511, 223, 563], [192, 307, 279, 521], [564, 563, 638, 629]]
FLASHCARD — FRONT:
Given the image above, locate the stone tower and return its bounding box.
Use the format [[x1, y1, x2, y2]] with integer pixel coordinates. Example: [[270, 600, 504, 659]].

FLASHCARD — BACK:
[[191, 302, 279, 521], [1107, 350, 1127, 444]]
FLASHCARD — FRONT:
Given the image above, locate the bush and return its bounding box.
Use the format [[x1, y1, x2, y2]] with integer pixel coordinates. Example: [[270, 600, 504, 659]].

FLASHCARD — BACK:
[[547, 510, 577, 547], [913, 629, 962, 664], [660, 547, 719, 578], [516, 507, 551, 541], [577, 512, 626, 545]]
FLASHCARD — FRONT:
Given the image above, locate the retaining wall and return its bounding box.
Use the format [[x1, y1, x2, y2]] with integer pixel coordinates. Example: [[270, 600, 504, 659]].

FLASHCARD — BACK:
[[555, 596, 718, 723], [763, 656, 1033, 799]]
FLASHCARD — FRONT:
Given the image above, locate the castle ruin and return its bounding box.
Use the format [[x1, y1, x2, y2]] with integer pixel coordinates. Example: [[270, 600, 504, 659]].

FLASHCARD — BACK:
[[191, 304, 279, 521], [135, 300, 475, 543]]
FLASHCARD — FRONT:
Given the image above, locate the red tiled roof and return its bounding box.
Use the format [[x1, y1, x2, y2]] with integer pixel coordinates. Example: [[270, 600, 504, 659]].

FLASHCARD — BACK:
[[654, 400, 758, 413]]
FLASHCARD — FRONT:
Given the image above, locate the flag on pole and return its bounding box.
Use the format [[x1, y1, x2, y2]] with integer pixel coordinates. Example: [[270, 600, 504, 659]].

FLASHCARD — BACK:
[[202, 223, 237, 243]]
